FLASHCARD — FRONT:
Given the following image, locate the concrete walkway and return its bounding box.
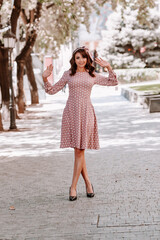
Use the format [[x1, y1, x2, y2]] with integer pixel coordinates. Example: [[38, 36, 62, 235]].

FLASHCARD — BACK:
[[0, 85, 160, 240]]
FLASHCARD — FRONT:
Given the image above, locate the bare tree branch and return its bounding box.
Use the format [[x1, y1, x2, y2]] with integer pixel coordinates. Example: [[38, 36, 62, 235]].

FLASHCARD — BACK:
[[20, 9, 29, 25], [10, 0, 21, 35], [0, 0, 3, 7], [46, 3, 55, 9], [35, 2, 42, 20], [0, 0, 3, 28], [30, 9, 35, 24]]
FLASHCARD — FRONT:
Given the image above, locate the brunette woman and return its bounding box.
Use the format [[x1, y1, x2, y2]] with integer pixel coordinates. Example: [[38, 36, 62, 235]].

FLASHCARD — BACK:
[[42, 46, 118, 201]]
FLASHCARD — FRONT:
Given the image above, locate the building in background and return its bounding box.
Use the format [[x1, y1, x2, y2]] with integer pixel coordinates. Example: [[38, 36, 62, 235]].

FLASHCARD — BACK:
[[43, 43, 73, 85]]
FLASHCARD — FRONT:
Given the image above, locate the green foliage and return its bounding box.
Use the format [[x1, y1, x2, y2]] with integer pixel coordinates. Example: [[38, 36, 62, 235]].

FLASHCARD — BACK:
[[35, 0, 104, 55], [131, 84, 160, 93], [115, 68, 160, 83], [96, 0, 156, 25], [0, 0, 157, 55], [119, 0, 156, 25], [99, 0, 160, 69]]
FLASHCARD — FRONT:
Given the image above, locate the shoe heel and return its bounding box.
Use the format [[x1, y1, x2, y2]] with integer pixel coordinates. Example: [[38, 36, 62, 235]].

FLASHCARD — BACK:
[[69, 187, 77, 201], [86, 184, 95, 198]]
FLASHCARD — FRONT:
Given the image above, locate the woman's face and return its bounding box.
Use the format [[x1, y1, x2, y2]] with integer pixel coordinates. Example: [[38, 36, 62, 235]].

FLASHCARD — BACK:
[[75, 52, 87, 69]]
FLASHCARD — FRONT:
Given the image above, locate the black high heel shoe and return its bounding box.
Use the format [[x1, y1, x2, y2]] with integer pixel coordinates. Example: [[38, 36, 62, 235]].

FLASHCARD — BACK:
[[69, 187, 77, 201], [86, 184, 95, 198]]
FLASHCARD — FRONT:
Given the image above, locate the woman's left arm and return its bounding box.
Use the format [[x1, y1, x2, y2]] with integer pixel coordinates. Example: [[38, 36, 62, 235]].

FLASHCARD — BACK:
[[94, 58, 118, 86]]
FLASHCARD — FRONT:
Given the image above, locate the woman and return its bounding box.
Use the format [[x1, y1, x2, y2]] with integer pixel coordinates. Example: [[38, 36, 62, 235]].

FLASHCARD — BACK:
[[42, 46, 118, 201]]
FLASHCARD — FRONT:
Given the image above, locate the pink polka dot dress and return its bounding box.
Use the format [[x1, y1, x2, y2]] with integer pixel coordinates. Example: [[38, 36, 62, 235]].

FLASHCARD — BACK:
[[44, 70, 118, 150]]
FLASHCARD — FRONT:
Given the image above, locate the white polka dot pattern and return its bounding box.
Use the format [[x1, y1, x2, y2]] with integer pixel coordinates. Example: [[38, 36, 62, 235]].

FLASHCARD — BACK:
[[44, 70, 118, 149]]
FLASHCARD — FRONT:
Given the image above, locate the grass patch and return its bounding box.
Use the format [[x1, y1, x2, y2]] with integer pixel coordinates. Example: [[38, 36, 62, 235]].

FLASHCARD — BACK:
[[131, 84, 160, 94]]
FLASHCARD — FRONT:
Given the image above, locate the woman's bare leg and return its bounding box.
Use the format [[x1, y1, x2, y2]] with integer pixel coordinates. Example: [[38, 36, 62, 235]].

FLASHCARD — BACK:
[[81, 158, 94, 193], [70, 148, 85, 196]]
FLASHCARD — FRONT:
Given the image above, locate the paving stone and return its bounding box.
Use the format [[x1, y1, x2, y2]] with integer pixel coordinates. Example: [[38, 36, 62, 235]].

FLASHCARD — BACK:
[[0, 87, 160, 239]]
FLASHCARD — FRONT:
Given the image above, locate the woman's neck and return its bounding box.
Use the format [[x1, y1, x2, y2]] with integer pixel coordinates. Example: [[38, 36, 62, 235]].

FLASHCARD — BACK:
[[76, 67, 86, 72]]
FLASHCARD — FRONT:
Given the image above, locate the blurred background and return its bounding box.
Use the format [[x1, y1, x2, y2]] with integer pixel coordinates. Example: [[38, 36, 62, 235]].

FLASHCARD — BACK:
[[0, 0, 160, 130]]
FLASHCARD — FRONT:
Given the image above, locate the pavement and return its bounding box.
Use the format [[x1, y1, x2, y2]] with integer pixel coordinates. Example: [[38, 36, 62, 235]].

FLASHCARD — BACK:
[[0, 85, 160, 240]]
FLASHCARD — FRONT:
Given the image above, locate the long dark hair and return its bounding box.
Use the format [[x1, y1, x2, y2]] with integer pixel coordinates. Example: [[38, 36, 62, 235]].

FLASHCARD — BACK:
[[69, 48, 95, 77]]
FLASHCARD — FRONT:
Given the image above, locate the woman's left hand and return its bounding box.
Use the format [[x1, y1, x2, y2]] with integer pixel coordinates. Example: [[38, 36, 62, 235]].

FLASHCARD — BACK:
[[95, 57, 112, 71]]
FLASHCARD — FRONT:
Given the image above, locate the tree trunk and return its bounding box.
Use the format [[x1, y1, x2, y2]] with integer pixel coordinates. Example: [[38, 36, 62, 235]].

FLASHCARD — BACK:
[[25, 54, 39, 104], [0, 0, 3, 29], [0, 47, 3, 131], [16, 33, 37, 112], [17, 60, 25, 113], [11, 0, 21, 35], [0, 48, 9, 102], [15, 2, 42, 110], [0, 112, 3, 131], [0, 47, 9, 130], [0, 0, 21, 128]]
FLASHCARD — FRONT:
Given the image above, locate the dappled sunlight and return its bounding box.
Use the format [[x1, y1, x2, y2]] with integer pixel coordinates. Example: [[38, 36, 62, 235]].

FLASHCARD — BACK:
[[96, 93, 160, 152], [1, 85, 160, 162], [100, 136, 160, 148], [132, 118, 160, 124], [0, 91, 71, 162]]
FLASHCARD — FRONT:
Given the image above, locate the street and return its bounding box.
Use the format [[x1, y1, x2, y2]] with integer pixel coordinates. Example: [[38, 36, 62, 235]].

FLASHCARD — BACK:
[[0, 85, 160, 240]]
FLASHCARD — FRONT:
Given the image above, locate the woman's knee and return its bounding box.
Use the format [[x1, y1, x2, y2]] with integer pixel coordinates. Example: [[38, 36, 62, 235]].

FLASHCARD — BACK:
[[75, 148, 84, 158]]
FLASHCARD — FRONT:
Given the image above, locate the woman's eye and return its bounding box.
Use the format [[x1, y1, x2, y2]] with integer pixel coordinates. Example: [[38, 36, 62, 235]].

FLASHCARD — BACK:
[[76, 57, 80, 59]]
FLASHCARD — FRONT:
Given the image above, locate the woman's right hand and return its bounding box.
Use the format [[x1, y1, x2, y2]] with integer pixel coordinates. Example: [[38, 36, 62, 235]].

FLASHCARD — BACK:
[[42, 64, 53, 80]]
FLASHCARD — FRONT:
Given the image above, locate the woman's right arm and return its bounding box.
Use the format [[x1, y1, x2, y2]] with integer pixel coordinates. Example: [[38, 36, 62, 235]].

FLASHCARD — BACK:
[[43, 64, 68, 95]]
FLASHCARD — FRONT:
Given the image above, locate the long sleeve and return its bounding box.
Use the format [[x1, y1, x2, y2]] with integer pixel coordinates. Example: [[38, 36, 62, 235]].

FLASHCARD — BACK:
[[94, 70, 118, 86], [44, 70, 69, 95]]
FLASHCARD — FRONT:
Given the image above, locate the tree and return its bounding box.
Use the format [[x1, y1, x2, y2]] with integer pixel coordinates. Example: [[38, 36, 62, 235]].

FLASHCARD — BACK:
[[98, 1, 160, 69], [95, 0, 156, 25], [0, 0, 10, 130], [0, 46, 8, 131], [15, 1, 42, 113], [15, 0, 107, 113]]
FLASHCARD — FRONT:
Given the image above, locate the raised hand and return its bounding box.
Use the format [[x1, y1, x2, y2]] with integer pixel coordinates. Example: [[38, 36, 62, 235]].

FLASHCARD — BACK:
[[42, 64, 53, 79], [94, 57, 112, 71]]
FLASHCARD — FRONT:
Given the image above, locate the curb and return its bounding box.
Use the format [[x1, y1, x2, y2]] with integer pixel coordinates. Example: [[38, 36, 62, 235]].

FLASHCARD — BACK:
[[121, 86, 160, 113]]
